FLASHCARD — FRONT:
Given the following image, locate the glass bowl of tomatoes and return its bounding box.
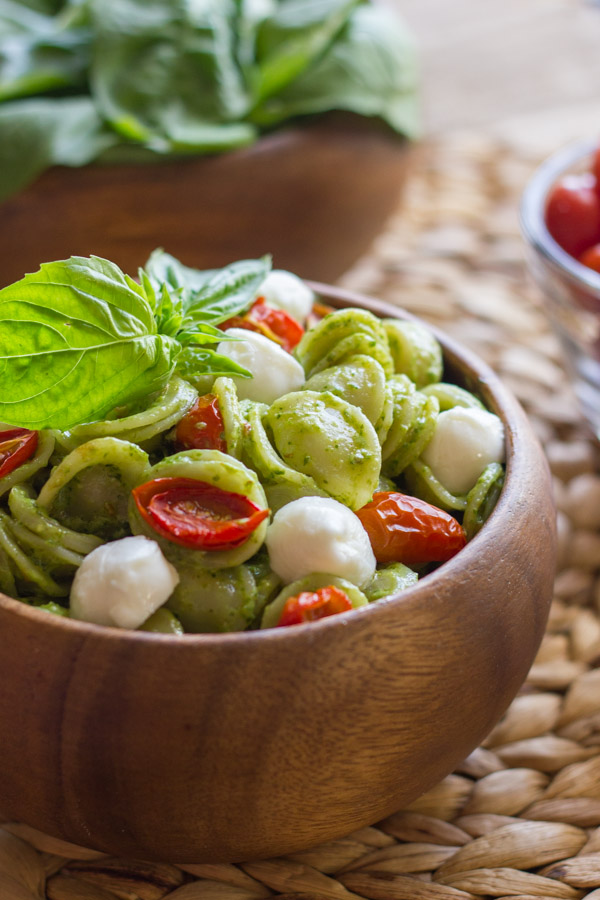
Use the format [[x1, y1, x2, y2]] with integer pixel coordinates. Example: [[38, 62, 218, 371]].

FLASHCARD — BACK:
[[520, 138, 600, 438]]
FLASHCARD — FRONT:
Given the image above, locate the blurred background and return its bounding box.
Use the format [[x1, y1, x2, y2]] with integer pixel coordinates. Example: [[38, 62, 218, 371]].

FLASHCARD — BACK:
[[399, 0, 600, 137]]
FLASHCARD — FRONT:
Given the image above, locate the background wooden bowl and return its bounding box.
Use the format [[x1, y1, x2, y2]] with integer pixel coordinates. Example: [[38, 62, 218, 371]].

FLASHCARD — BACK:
[[0, 115, 411, 288], [0, 287, 556, 863]]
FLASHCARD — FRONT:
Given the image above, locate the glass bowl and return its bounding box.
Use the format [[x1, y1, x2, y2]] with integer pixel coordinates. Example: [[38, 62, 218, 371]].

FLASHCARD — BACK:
[[520, 138, 600, 438]]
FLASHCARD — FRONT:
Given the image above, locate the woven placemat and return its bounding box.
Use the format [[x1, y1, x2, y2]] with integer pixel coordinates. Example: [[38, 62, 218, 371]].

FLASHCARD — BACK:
[[2, 128, 600, 899]]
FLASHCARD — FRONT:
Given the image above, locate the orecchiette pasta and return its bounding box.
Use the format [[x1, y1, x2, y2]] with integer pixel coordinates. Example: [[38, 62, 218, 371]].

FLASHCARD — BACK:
[[0, 256, 505, 632]]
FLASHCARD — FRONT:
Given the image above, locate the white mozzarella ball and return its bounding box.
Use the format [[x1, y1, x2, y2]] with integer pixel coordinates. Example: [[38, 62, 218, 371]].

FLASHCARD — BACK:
[[70, 536, 180, 629], [259, 270, 315, 323], [421, 406, 505, 495], [265, 496, 376, 588], [217, 328, 305, 404]]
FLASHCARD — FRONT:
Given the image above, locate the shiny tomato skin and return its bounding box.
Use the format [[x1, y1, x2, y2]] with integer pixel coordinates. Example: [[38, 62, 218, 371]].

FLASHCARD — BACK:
[[132, 477, 269, 551], [250, 297, 304, 352], [593, 147, 600, 196], [0, 428, 38, 479], [355, 491, 466, 566], [222, 298, 304, 352], [175, 395, 226, 452], [579, 242, 600, 274], [545, 173, 600, 258], [277, 585, 352, 627]]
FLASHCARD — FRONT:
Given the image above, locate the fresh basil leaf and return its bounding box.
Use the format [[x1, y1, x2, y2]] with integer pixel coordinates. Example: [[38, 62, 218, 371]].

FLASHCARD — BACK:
[[183, 256, 271, 325], [253, 0, 359, 102], [0, 96, 118, 202], [144, 249, 217, 296], [0, 256, 179, 430], [0, 0, 90, 101], [177, 323, 233, 347], [252, 4, 420, 138], [176, 345, 250, 381], [144, 252, 270, 325], [89, 0, 255, 152], [149, 280, 185, 338]]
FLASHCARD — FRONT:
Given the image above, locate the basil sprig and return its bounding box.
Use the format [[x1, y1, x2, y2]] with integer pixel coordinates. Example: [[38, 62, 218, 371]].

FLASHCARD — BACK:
[[0, 252, 270, 430]]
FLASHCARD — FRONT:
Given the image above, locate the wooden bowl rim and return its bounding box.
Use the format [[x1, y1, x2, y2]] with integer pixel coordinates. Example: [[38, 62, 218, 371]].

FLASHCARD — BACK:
[[0, 284, 539, 643]]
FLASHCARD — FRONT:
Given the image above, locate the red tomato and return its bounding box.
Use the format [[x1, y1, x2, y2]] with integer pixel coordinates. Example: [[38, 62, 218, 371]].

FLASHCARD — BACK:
[[355, 491, 466, 566], [222, 298, 304, 352], [0, 428, 38, 479], [249, 297, 304, 352], [175, 395, 226, 452], [132, 477, 269, 551], [579, 243, 600, 274], [593, 147, 600, 196], [277, 585, 352, 627], [545, 173, 600, 258]]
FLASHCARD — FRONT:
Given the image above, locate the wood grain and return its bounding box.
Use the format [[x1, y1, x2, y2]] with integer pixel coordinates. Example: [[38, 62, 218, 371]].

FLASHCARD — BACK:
[[0, 289, 556, 863], [0, 115, 410, 288]]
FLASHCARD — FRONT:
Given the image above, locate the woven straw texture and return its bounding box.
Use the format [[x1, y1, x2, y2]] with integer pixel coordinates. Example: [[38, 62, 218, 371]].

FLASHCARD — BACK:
[[2, 128, 600, 899]]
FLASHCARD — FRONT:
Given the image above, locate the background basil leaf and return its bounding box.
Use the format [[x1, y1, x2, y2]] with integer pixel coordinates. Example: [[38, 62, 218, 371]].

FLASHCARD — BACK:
[[89, 0, 255, 151], [252, 3, 420, 137], [253, 0, 359, 102], [0, 0, 418, 200], [0, 0, 90, 101], [232, 0, 275, 80], [0, 96, 117, 202], [0, 256, 179, 429]]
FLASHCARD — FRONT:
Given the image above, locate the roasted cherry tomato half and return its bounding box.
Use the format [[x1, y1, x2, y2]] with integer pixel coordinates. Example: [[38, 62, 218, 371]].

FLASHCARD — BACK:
[[355, 491, 466, 566], [248, 297, 304, 352], [277, 585, 352, 627], [175, 395, 227, 452], [545, 173, 600, 258], [132, 477, 269, 551], [222, 297, 304, 352], [0, 428, 38, 479], [579, 243, 600, 274]]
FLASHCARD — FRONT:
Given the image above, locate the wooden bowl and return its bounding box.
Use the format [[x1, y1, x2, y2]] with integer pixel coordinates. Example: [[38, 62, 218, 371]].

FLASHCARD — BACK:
[[0, 115, 411, 288], [0, 287, 556, 863]]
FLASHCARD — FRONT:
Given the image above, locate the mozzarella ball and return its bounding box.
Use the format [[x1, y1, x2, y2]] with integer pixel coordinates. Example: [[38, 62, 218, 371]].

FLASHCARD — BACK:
[[265, 496, 376, 588], [421, 406, 505, 495], [258, 270, 315, 323], [217, 328, 305, 404], [70, 536, 180, 629]]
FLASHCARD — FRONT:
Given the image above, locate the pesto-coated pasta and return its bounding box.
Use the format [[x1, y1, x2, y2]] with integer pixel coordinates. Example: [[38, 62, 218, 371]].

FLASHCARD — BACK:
[[261, 574, 368, 629], [241, 401, 328, 512], [266, 391, 381, 510], [364, 563, 418, 602], [295, 308, 393, 377], [303, 355, 387, 426], [403, 459, 468, 513], [463, 463, 505, 539], [384, 319, 443, 387], [57, 377, 197, 450]]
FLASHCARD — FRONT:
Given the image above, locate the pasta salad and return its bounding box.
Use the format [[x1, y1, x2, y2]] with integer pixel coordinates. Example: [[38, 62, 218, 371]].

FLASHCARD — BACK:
[[0, 253, 505, 632]]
